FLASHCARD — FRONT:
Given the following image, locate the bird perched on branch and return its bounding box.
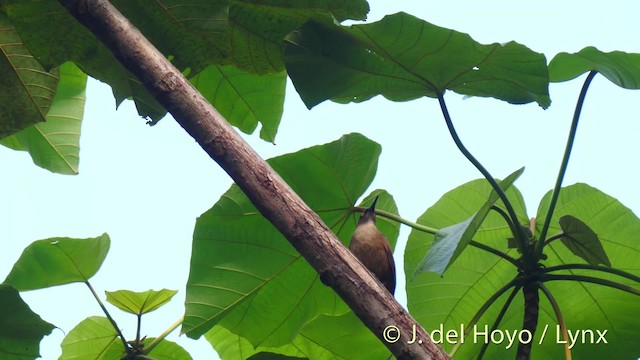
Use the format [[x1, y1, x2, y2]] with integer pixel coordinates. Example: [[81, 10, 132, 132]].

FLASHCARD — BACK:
[[349, 196, 396, 295]]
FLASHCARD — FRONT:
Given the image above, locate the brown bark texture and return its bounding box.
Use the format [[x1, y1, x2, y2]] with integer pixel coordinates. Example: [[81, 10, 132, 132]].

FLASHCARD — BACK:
[[56, 1, 450, 359]]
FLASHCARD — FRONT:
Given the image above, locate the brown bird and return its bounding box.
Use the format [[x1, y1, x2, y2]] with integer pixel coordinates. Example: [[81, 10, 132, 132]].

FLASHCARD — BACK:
[[349, 196, 396, 295]]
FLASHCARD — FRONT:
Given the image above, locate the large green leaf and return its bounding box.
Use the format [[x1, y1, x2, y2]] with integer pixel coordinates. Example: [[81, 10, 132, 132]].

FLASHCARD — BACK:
[[2, 0, 166, 122], [0, 284, 55, 360], [105, 289, 177, 315], [145, 337, 193, 360], [2, 0, 368, 126], [1, 62, 87, 174], [549, 47, 640, 88], [284, 12, 550, 109], [535, 183, 640, 359], [206, 311, 389, 360], [0, 11, 57, 138], [558, 215, 611, 267], [405, 178, 529, 358], [190, 65, 286, 143], [184, 133, 400, 347], [3, 234, 110, 290], [59, 317, 122, 360], [415, 167, 524, 276]]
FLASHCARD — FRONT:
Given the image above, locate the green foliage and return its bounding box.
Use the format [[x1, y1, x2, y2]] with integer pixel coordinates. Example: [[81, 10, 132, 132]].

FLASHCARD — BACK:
[[558, 215, 611, 267], [184, 133, 400, 345], [284, 12, 550, 109], [549, 46, 640, 88], [4, 234, 110, 290], [0, 11, 58, 138], [206, 312, 389, 360], [190, 65, 286, 143], [0, 285, 55, 360], [415, 167, 524, 276], [59, 317, 122, 360], [105, 289, 178, 315], [0, 62, 87, 174]]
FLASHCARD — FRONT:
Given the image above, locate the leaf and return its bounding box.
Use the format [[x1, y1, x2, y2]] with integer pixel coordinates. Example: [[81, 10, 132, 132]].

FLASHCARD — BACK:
[[414, 167, 524, 276], [59, 317, 123, 360], [558, 215, 611, 267], [145, 337, 193, 360], [0, 284, 55, 360], [206, 311, 389, 360], [1, 62, 87, 174], [184, 133, 400, 346], [549, 46, 640, 88], [284, 12, 550, 109], [405, 178, 528, 357], [190, 65, 286, 143], [3, 234, 110, 291], [105, 289, 177, 316], [0, 11, 57, 138]]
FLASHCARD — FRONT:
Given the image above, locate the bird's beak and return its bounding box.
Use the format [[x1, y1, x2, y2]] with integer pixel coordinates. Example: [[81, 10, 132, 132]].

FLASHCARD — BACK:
[[368, 195, 379, 212]]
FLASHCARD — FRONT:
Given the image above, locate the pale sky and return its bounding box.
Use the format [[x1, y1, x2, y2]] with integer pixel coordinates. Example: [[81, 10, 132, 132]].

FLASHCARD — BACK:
[[2, 2, 640, 359]]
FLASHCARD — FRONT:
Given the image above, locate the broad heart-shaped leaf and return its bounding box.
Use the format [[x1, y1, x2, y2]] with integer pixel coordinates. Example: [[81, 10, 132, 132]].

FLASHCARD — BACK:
[[59, 317, 123, 360], [0, 284, 55, 360], [549, 47, 640, 88], [184, 133, 400, 347], [405, 178, 529, 358], [105, 289, 177, 316], [190, 65, 286, 143], [0, 11, 57, 138], [206, 311, 389, 360], [3, 234, 110, 291], [415, 167, 524, 276], [1, 62, 87, 174], [534, 183, 640, 359], [284, 12, 550, 109], [558, 215, 611, 267]]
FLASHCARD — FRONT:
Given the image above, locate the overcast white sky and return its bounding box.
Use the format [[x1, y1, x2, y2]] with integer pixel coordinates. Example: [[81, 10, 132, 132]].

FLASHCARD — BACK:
[[2, 2, 640, 359]]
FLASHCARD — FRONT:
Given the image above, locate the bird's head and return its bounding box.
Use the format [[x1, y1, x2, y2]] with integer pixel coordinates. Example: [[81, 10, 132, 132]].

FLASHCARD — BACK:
[[358, 195, 379, 225]]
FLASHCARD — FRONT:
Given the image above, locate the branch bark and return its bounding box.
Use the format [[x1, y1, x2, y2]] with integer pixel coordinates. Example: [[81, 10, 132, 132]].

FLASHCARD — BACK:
[[57, 1, 449, 359]]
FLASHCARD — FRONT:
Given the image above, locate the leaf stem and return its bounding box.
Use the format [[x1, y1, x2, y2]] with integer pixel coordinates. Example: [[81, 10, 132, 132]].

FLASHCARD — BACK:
[[143, 315, 184, 354], [543, 263, 640, 283], [448, 278, 522, 357], [541, 273, 640, 296], [538, 283, 572, 360], [437, 94, 529, 260], [474, 285, 521, 359], [536, 71, 598, 257], [85, 281, 130, 351]]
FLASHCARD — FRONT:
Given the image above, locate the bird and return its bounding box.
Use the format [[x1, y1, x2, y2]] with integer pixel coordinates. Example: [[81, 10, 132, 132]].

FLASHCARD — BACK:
[[349, 195, 396, 295]]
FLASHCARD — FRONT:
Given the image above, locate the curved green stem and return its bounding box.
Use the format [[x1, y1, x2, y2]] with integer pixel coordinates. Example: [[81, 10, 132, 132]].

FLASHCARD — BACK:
[[541, 274, 640, 296], [468, 240, 519, 267], [538, 283, 572, 360], [437, 94, 529, 260], [490, 205, 514, 230], [143, 316, 183, 354], [475, 285, 521, 359], [536, 71, 598, 257], [448, 278, 522, 357], [544, 233, 565, 246], [543, 264, 640, 283], [85, 281, 130, 351]]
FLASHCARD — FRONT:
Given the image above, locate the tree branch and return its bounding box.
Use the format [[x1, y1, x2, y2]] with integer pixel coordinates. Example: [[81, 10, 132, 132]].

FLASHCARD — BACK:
[[56, 1, 449, 359]]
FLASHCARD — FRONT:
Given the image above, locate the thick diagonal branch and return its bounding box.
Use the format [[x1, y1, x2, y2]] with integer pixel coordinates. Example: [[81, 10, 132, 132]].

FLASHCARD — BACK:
[[57, 1, 449, 359]]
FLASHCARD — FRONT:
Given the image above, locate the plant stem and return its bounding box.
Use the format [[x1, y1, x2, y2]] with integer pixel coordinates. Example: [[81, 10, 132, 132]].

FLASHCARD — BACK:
[[541, 274, 640, 296], [371, 207, 519, 266], [448, 278, 522, 357], [143, 316, 184, 354], [538, 283, 572, 360], [474, 285, 521, 359], [536, 71, 598, 257], [543, 264, 640, 283], [437, 94, 529, 260], [85, 281, 129, 351]]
